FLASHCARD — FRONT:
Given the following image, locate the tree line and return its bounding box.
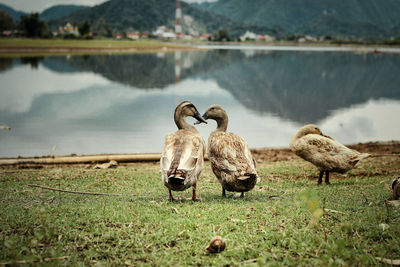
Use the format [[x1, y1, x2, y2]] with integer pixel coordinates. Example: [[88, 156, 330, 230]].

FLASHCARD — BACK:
[[0, 10, 92, 38]]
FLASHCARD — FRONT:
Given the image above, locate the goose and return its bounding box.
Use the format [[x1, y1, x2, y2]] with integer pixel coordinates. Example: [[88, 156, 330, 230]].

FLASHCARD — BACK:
[[201, 105, 258, 197], [160, 101, 206, 201], [289, 124, 370, 184]]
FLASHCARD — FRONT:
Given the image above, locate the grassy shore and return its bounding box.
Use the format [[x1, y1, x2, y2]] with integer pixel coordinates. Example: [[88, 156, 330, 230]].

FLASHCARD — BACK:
[[0, 38, 195, 56], [0, 155, 399, 266]]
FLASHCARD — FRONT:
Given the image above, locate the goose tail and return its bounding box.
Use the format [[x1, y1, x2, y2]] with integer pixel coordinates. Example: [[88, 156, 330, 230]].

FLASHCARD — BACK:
[[237, 173, 258, 181]]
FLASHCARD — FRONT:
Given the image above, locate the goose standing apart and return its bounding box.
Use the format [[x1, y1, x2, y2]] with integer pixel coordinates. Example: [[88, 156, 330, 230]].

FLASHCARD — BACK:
[[161, 101, 207, 201], [202, 105, 258, 198], [289, 124, 370, 185]]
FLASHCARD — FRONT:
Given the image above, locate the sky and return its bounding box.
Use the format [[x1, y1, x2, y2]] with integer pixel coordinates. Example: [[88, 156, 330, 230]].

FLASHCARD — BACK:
[[0, 0, 217, 13]]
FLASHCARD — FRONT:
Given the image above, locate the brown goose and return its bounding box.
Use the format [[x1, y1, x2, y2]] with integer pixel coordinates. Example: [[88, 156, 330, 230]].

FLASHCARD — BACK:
[[289, 124, 370, 184], [160, 101, 206, 201], [202, 105, 258, 197]]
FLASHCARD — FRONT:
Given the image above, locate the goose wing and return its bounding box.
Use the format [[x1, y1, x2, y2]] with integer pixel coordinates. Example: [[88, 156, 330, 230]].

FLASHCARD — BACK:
[[208, 132, 256, 176], [292, 134, 367, 172], [161, 130, 205, 182]]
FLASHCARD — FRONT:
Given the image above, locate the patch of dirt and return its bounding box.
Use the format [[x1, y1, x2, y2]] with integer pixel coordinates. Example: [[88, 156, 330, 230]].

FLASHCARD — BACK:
[[251, 141, 400, 162], [1, 141, 399, 169]]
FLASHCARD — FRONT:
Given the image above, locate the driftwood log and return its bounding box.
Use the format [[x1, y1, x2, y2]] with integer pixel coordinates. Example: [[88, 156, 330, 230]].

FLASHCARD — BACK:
[[0, 153, 161, 167]]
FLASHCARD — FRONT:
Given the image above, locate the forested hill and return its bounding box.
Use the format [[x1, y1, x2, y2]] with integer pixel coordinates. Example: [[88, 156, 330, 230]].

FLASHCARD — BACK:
[[194, 0, 400, 39], [0, 4, 87, 22], [48, 0, 279, 37], [0, 4, 25, 20], [40, 5, 88, 22]]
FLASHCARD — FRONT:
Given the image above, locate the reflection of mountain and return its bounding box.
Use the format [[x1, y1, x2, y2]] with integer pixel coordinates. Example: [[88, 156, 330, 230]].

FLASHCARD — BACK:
[[2, 50, 399, 124], [201, 51, 400, 123], [0, 58, 13, 72], [41, 51, 235, 89]]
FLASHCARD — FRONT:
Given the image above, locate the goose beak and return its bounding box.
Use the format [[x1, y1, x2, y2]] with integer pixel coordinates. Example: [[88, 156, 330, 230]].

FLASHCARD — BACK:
[[193, 112, 207, 125]]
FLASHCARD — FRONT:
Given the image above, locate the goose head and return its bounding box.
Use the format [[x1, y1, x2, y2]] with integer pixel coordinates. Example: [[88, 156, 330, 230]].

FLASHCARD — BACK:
[[295, 124, 326, 139], [174, 101, 207, 130], [201, 104, 229, 132]]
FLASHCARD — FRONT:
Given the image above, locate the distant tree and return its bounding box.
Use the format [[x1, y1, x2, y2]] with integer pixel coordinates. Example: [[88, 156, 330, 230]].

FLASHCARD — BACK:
[[94, 19, 112, 37], [0, 10, 16, 32], [79, 21, 91, 36], [18, 13, 50, 38], [213, 28, 231, 42]]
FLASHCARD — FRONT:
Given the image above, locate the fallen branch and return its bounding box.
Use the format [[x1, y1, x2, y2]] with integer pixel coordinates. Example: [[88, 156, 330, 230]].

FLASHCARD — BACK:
[[28, 184, 123, 196], [0, 153, 162, 166], [0, 126, 11, 130]]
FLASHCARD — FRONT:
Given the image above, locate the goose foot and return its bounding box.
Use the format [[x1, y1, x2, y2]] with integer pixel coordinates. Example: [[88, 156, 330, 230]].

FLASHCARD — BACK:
[[318, 171, 324, 185], [186, 183, 200, 201], [168, 188, 177, 201], [325, 171, 330, 185]]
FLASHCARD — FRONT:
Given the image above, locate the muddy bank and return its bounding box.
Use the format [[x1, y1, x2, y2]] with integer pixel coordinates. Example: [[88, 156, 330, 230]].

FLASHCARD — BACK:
[[0, 141, 399, 169], [251, 141, 400, 162]]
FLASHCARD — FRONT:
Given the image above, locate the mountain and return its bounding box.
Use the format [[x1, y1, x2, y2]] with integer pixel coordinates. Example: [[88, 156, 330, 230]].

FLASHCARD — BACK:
[[0, 3, 25, 20], [195, 0, 400, 39], [40, 5, 88, 22], [48, 0, 280, 37]]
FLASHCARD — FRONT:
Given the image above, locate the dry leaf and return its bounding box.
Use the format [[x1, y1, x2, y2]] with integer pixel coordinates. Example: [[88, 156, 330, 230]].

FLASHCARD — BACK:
[[171, 207, 179, 214], [324, 208, 345, 214]]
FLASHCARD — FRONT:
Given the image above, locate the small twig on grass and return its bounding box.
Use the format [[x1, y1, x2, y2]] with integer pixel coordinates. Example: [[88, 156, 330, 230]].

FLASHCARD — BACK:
[[241, 258, 258, 265], [28, 184, 123, 196], [361, 193, 369, 204], [384, 200, 391, 223]]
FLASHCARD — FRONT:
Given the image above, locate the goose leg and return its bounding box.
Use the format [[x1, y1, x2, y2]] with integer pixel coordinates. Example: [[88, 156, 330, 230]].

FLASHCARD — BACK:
[[222, 188, 226, 197], [318, 171, 324, 185], [325, 171, 331, 185], [168, 188, 177, 201], [187, 183, 199, 201], [240, 192, 245, 198]]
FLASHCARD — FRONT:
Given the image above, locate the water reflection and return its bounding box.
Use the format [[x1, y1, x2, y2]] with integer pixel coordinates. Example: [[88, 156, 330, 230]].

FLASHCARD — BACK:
[[0, 49, 399, 157]]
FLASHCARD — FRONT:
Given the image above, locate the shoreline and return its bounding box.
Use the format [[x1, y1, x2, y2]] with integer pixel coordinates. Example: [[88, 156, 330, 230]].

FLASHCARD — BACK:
[[1, 39, 400, 56], [1, 141, 399, 168], [0, 39, 200, 56]]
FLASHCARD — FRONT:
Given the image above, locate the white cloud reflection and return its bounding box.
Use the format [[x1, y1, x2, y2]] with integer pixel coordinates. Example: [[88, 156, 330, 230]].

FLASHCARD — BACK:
[[0, 64, 110, 113], [0, 62, 399, 157]]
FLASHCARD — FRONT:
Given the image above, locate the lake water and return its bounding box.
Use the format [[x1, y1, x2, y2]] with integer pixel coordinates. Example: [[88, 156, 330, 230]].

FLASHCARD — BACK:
[[1, 47, 400, 157]]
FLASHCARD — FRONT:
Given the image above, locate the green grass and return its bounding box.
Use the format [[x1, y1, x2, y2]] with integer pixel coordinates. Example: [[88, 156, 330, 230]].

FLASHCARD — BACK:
[[0, 38, 193, 57], [0, 38, 180, 48], [0, 158, 399, 266]]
